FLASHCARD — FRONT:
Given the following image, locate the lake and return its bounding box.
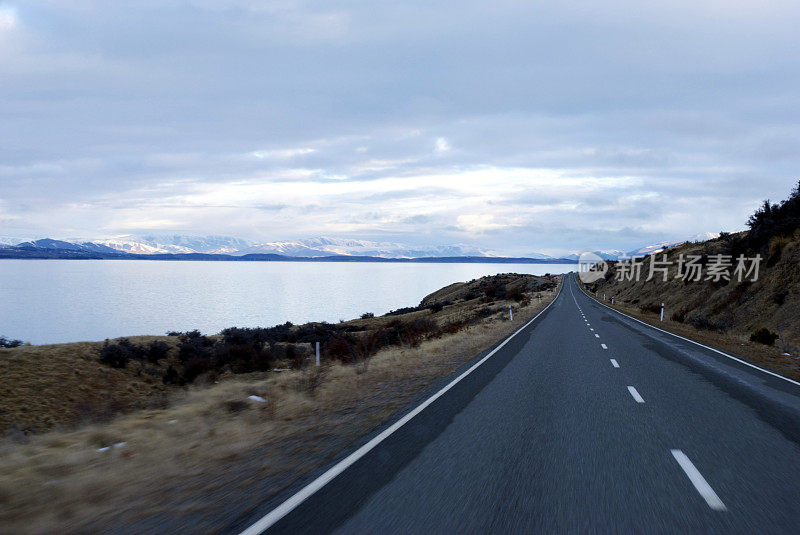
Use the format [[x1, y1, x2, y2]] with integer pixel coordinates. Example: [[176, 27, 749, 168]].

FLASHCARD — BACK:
[[0, 260, 574, 344]]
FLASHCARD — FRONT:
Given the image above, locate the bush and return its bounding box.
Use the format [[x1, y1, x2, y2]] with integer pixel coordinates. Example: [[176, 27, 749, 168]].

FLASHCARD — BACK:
[[99, 338, 144, 368], [687, 314, 727, 332], [670, 307, 689, 323], [507, 286, 527, 302], [483, 280, 507, 300], [747, 180, 800, 249], [177, 331, 215, 364], [385, 305, 426, 316], [0, 336, 24, 348], [360, 312, 375, 319], [639, 303, 662, 315], [428, 302, 444, 313], [162, 365, 179, 385], [772, 290, 788, 306], [750, 327, 779, 346], [146, 341, 170, 363]]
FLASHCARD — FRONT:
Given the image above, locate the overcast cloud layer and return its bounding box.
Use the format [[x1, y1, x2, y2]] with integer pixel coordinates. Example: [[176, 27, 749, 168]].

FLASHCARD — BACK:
[[1, 0, 799, 255]]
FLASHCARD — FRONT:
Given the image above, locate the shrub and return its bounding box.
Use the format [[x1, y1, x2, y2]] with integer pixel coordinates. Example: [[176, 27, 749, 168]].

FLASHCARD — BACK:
[[162, 365, 179, 385], [146, 341, 170, 363], [428, 302, 444, 313], [360, 312, 375, 319], [507, 286, 527, 302], [0, 336, 24, 348], [180, 356, 216, 384], [99, 338, 144, 368], [772, 290, 788, 306], [325, 334, 357, 363], [639, 303, 662, 315], [177, 331, 215, 364], [473, 307, 495, 321], [747, 180, 800, 249], [385, 305, 425, 316], [687, 315, 727, 332], [220, 327, 270, 349], [670, 307, 689, 323], [750, 327, 779, 346], [483, 280, 507, 300]]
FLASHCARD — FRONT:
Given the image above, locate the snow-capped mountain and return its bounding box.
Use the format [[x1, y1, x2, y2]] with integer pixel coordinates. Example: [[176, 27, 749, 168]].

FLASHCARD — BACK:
[[522, 252, 554, 260], [91, 235, 253, 255], [3, 232, 720, 260], [562, 250, 627, 261], [628, 232, 720, 257], [14, 238, 120, 254], [244, 237, 494, 258]]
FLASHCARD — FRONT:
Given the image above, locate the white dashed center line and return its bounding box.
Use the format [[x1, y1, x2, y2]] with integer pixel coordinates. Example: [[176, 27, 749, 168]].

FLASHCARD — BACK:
[[601, 343, 608, 350], [627, 386, 645, 403], [610, 359, 619, 368], [670, 450, 727, 511]]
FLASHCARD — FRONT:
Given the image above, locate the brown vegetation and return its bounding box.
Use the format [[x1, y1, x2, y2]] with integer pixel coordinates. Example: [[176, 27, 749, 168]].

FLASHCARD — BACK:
[[0, 273, 559, 534]]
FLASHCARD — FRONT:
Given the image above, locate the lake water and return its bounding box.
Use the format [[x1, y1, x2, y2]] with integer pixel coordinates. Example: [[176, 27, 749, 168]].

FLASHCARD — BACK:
[[0, 260, 574, 344]]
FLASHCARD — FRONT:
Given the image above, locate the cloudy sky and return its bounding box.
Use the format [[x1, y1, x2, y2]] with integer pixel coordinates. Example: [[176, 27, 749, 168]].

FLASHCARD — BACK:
[[1, 1, 799, 256]]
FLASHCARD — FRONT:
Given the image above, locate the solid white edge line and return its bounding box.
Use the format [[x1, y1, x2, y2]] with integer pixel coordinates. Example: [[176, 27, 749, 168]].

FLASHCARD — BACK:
[[627, 385, 645, 403], [670, 449, 727, 511], [237, 278, 565, 535], [601, 343, 608, 349], [573, 275, 800, 387], [610, 359, 619, 368]]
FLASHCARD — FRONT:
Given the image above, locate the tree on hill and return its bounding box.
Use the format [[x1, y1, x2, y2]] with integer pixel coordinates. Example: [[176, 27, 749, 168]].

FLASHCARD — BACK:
[[747, 180, 800, 248]]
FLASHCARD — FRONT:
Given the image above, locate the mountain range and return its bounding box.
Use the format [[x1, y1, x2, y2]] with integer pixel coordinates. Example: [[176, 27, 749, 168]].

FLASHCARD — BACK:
[[0, 233, 720, 261]]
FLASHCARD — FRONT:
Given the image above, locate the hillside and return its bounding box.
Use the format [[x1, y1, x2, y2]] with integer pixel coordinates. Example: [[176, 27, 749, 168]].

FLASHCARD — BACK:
[[583, 181, 800, 377]]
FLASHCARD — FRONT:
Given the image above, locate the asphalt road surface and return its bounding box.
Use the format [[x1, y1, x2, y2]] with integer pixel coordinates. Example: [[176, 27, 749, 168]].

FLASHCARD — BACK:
[[237, 274, 800, 534]]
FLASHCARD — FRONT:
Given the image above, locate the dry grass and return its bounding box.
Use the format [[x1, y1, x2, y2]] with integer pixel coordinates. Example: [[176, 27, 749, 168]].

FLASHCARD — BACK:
[[0, 336, 176, 434], [0, 277, 560, 534]]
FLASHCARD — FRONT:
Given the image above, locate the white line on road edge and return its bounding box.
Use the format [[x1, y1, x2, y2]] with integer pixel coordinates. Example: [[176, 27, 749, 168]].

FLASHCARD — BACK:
[[610, 359, 619, 368], [573, 276, 800, 388], [237, 279, 565, 535], [627, 386, 645, 403], [670, 449, 727, 511], [601, 343, 608, 350]]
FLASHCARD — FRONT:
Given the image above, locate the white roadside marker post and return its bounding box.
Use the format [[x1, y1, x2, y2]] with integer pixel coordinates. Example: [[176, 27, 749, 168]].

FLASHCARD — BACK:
[[611, 297, 614, 304], [509, 306, 513, 321], [315, 342, 320, 366], [660, 303, 665, 322], [603, 293, 606, 301]]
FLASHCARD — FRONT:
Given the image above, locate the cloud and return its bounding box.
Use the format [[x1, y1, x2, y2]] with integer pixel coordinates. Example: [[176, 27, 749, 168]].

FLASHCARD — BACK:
[[0, 6, 17, 31], [1, 1, 799, 254], [434, 137, 450, 153]]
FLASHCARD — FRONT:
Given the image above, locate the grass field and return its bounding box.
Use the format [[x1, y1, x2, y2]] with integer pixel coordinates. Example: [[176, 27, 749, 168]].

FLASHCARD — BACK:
[[0, 273, 560, 534]]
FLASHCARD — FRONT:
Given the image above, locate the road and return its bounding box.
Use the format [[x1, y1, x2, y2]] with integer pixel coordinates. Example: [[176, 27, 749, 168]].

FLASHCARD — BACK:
[[236, 274, 800, 534]]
